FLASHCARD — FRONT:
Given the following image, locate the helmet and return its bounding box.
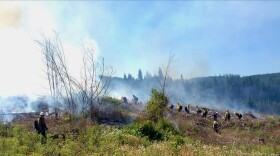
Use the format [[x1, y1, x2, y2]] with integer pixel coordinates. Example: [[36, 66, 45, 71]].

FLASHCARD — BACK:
[[213, 121, 217, 124], [226, 110, 229, 112], [216, 112, 218, 114], [40, 112, 44, 116]]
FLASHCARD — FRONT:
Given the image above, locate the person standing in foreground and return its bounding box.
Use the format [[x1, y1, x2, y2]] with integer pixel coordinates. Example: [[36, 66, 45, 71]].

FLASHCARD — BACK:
[[39, 112, 48, 144]]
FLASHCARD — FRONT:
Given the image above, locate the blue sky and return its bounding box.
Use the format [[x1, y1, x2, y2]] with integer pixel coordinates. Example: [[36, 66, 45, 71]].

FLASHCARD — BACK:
[[1, 1, 280, 96], [54, 1, 280, 77]]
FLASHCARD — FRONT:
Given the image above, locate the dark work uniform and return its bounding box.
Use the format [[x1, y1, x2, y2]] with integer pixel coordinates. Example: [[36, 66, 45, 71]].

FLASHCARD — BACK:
[[225, 112, 231, 121], [39, 116, 48, 138], [185, 106, 189, 114], [202, 109, 208, 118], [235, 113, 243, 120], [213, 113, 218, 121], [213, 122, 219, 133]]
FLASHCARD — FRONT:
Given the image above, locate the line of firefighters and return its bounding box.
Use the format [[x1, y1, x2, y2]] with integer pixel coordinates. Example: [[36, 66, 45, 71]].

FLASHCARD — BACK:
[[170, 103, 243, 134]]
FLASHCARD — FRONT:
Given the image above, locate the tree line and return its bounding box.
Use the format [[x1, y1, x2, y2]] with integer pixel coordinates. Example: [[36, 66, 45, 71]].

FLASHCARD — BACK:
[[111, 70, 280, 115]]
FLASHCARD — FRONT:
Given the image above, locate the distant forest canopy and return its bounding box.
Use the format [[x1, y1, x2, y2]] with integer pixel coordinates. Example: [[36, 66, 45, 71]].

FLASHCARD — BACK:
[[108, 68, 280, 115]]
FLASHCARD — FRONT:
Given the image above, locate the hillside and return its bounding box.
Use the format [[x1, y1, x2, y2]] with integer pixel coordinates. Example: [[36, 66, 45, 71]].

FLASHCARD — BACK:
[[1, 104, 279, 156], [109, 72, 280, 115], [1, 72, 280, 155]]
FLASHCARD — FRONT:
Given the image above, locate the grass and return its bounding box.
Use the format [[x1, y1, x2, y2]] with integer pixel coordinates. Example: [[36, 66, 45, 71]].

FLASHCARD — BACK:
[[0, 111, 280, 156]]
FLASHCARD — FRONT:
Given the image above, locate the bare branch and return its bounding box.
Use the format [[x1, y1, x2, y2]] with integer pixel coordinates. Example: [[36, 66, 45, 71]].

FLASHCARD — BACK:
[[36, 33, 114, 119]]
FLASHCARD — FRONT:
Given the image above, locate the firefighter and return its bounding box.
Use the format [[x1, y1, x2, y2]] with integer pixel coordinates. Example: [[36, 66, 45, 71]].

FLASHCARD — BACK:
[[234, 112, 243, 120], [213, 121, 220, 133], [195, 106, 202, 114], [133, 95, 138, 104], [38, 112, 48, 144], [122, 96, 128, 104], [177, 103, 182, 112], [184, 105, 190, 114], [225, 110, 231, 121], [187, 104, 190, 112], [213, 112, 219, 121], [202, 108, 208, 118]]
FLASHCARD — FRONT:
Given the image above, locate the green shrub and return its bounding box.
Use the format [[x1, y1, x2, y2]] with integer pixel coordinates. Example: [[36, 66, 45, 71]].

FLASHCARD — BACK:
[[18, 145, 29, 155], [60, 141, 81, 156], [137, 121, 163, 141], [156, 119, 180, 140], [86, 125, 103, 146], [60, 148, 72, 156], [124, 118, 183, 143], [146, 89, 168, 122], [170, 135, 185, 147], [157, 119, 178, 134], [125, 120, 163, 141]]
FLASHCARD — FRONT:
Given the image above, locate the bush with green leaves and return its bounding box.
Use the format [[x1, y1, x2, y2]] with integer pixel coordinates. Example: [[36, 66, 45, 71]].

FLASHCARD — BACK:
[[124, 120, 163, 141], [124, 119, 181, 142], [146, 89, 168, 122], [156, 119, 180, 140]]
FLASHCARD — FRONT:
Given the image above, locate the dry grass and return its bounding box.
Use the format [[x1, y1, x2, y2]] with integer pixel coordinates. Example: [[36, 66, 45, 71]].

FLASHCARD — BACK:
[[167, 110, 280, 148], [1, 109, 280, 155]]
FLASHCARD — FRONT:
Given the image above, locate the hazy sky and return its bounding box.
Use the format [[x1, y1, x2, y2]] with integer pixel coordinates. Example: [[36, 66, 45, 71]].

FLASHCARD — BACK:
[[1, 1, 280, 97]]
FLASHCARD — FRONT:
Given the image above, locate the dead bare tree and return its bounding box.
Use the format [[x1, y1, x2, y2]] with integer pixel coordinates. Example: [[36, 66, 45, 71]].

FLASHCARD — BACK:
[[36, 33, 113, 121], [153, 55, 175, 114], [158, 55, 175, 97], [38, 35, 62, 118], [36, 34, 76, 114], [74, 45, 113, 120]]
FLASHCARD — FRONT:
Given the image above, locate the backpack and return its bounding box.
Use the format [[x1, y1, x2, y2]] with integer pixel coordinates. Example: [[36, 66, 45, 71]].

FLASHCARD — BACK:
[[34, 120, 40, 133]]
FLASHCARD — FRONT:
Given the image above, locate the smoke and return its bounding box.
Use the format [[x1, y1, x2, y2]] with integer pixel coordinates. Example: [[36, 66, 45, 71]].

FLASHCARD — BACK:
[[0, 2, 103, 98], [0, 2, 22, 29], [107, 73, 265, 116], [0, 95, 31, 122], [0, 96, 30, 113], [31, 96, 50, 113], [0, 95, 54, 123], [109, 79, 155, 102]]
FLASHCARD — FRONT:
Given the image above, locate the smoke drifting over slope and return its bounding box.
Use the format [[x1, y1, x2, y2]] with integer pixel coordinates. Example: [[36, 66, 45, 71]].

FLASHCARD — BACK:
[[1, 71, 280, 123], [108, 73, 280, 116], [109, 79, 251, 113]]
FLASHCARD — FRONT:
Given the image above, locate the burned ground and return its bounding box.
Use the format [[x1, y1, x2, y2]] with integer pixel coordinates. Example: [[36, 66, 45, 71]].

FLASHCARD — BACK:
[[1, 103, 280, 155]]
